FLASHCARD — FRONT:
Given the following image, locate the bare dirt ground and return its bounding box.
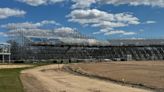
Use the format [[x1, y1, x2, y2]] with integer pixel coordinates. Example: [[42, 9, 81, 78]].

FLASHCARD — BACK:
[[0, 64, 33, 69], [20, 64, 152, 92], [68, 61, 164, 91]]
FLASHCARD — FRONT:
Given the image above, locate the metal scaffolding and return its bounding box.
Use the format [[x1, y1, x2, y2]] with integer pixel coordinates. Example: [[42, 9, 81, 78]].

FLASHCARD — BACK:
[[5, 28, 164, 62], [0, 43, 11, 63]]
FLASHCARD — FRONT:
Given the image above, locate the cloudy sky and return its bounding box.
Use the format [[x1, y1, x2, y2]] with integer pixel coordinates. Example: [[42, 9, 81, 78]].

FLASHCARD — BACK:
[[0, 0, 164, 42]]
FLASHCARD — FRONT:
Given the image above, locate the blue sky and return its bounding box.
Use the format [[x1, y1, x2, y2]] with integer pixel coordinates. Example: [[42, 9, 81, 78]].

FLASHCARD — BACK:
[[0, 0, 164, 42]]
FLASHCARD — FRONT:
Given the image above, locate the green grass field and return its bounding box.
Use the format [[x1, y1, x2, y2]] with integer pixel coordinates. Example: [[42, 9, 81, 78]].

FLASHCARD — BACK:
[[0, 63, 49, 92], [0, 68, 25, 92]]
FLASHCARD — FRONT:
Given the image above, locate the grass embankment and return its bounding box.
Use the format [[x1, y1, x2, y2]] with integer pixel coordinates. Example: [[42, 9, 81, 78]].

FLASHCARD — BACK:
[[0, 68, 25, 92], [0, 64, 46, 92]]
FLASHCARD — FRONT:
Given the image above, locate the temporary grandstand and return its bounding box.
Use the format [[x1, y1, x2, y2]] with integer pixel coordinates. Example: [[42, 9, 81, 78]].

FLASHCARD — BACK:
[[5, 28, 164, 62]]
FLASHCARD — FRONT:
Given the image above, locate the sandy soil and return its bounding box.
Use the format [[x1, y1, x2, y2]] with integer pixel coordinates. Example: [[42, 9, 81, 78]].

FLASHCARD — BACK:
[[69, 61, 164, 91], [20, 64, 152, 92], [0, 64, 33, 69]]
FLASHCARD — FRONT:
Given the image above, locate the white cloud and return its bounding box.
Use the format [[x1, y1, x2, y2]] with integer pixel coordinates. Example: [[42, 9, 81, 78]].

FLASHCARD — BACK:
[[98, 0, 164, 7], [71, 0, 164, 9], [0, 32, 8, 37], [0, 8, 26, 19], [7, 28, 52, 37], [53, 27, 87, 38], [67, 9, 139, 35], [71, 0, 96, 9], [67, 9, 140, 26], [15, 0, 164, 8], [2, 22, 39, 29], [40, 20, 61, 26], [17, 0, 64, 6], [128, 37, 145, 40], [54, 27, 77, 34], [145, 20, 156, 24], [1, 20, 60, 30], [3, 24, 84, 38], [104, 30, 136, 35], [5, 25, 105, 45], [6, 27, 93, 43]]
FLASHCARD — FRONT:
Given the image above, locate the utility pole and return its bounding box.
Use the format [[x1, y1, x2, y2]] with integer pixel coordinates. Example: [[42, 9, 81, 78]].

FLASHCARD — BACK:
[[2, 45, 4, 63], [9, 44, 11, 63]]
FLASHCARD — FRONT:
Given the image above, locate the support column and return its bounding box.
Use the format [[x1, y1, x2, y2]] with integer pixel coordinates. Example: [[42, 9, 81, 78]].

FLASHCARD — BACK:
[[2, 45, 4, 63], [9, 55, 11, 63], [2, 55, 4, 63]]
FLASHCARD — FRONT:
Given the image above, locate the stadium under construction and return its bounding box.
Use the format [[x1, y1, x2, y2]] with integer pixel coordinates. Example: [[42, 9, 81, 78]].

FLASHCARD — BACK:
[[2, 29, 164, 63]]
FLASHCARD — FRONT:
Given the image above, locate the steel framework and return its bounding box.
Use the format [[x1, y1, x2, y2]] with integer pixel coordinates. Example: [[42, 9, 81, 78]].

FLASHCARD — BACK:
[[6, 29, 164, 62], [0, 43, 11, 63]]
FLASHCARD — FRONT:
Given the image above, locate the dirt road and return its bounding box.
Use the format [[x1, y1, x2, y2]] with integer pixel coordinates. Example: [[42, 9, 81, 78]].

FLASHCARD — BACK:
[[21, 64, 152, 92]]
